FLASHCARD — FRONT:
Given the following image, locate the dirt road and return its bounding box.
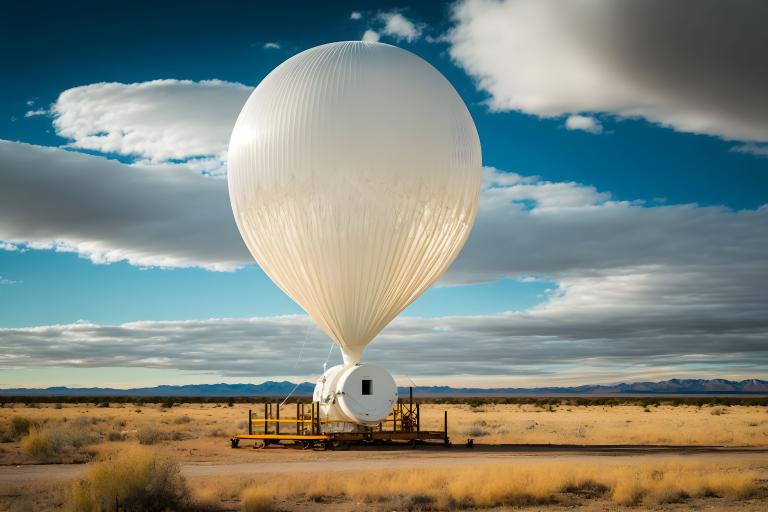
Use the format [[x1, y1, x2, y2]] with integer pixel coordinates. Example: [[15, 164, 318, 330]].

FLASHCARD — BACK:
[[1, 445, 765, 486]]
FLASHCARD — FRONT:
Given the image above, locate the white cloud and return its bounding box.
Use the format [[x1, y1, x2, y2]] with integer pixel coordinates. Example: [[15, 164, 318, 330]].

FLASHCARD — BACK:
[[362, 29, 380, 43], [565, 115, 602, 134], [1, 139, 766, 382], [1, 309, 765, 385], [0, 140, 249, 271], [350, 11, 362, 20], [731, 143, 768, 158], [24, 109, 47, 118], [447, 167, 768, 285], [448, 0, 768, 143], [2, 135, 766, 327], [378, 12, 422, 42], [0, 276, 17, 285], [263, 42, 280, 49], [51, 79, 252, 175]]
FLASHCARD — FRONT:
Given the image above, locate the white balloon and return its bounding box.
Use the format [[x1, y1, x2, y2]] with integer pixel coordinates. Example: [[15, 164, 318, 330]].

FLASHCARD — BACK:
[[228, 41, 481, 364]]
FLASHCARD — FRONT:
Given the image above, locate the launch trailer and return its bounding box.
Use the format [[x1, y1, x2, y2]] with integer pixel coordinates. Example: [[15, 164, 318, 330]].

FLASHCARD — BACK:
[[231, 389, 449, 449]]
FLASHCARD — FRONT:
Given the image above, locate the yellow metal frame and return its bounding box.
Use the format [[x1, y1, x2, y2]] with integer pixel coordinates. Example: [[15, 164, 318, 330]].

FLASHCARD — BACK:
[[230, 395, 450, 449]]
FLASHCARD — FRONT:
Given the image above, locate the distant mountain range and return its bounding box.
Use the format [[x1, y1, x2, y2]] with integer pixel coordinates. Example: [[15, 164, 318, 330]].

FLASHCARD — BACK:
[[0, 378, 765, 397]]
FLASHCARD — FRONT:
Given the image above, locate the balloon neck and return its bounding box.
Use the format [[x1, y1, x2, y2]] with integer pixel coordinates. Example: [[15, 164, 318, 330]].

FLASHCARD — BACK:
[[341, 350, 361, 366]]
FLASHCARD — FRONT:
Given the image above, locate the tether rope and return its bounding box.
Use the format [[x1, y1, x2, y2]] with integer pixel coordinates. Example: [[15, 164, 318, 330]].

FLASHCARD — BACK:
[[278, 320, 313, 408]]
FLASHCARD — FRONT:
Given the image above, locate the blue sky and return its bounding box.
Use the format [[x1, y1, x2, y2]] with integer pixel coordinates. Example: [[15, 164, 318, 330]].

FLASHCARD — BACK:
[[1, 0, 767, 388]]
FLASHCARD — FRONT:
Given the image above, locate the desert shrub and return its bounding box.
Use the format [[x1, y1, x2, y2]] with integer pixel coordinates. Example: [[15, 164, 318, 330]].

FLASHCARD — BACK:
[[67, 448, 189, 512], [54, 402, 63, 410], [711, 407, 727, 416], [108, 431, 125, 442], [612, 479, 644, 505], [10, 416, 32, 438], [20, 426, 54, 459], [67, 480, 96, 512], [240, 486, 274, 512], [464, 421, 490, 437], [169, 430, 189, 441], [395, 493, 435, 511], [137, 425, 167, 445], [208, 428, 227, 437], [21, 421, 97, 460], [173, 414, 191, 425], [98, 402, 110, 408], [54, 423, 96, 449], [73, 416, 96, 428]]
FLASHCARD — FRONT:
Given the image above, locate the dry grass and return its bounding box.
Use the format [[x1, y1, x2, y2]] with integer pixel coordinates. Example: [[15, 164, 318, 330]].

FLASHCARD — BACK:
[[421, 403, 768, 446], [19, 421, 97, 461], [0, 415, 31, 442], [0, 402, 765, 465], [66, 447, 189, 512], [186, 459, 761, 510], [240, 486, 275, 512]]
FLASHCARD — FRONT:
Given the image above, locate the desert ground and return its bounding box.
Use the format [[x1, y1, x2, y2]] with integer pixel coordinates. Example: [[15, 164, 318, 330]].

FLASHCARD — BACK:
[[0, 399, 766, 511]]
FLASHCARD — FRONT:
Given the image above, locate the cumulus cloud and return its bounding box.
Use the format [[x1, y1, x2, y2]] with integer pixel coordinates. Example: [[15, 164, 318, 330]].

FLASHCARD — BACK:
[[0, 140, 249, 270], [378, 12, 422, 42], [350, 11, 362, 20], [564, 115, 602, 134], [448, 0, 768, 143], [362, 29, 380, 43], [362, 11, 423, 44], [51, 79, 252, 175]]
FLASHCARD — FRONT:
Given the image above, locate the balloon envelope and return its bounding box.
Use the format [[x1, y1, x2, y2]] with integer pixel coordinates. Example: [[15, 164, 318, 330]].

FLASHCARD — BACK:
[[228, 41, 481, 363]]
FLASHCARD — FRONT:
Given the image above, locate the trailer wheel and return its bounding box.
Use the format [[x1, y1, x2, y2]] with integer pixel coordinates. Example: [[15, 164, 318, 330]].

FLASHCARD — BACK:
[[230, 438, 240, 449], [330, 440, 349, 450], [252, 440, 265, 449]]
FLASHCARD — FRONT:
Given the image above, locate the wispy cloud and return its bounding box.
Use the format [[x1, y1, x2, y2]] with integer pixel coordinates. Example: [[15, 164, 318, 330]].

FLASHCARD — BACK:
[[1, 310, 765, 385], [263, 42, 280, 49], [731, 143, 768, 158], [24, 109, 48, 118]]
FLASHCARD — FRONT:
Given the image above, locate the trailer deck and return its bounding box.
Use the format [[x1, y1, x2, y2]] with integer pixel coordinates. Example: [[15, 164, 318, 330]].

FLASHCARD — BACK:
[[231, 390, 449, 449]]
